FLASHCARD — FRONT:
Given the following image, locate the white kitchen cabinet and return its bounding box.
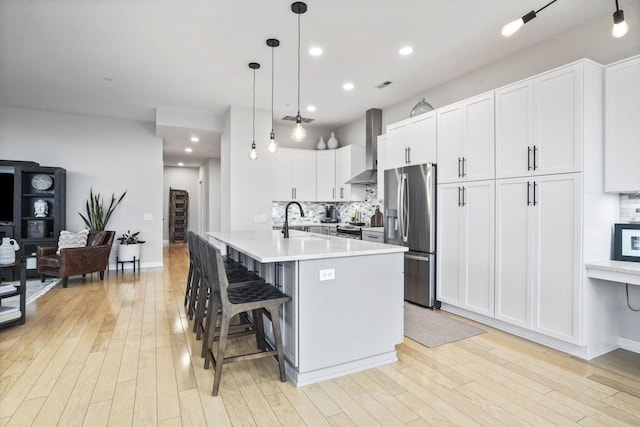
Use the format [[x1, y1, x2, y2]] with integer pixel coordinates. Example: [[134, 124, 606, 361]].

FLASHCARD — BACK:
[[335, 145, 365, 201], [495, 173, 582, 343], [605, 55, 640, 192], [385, 112, 436, 170], [272, 148, 316, 201], [377, 134, 387, 201], [436, 180, 494, 317], [437, 93, 494, 184], [362, 229, 384, 242], [316, 150, 336, 201]]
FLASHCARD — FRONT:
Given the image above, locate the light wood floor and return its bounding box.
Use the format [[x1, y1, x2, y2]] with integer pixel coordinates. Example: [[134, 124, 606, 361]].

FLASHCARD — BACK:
[[1, 243, 639, 426]]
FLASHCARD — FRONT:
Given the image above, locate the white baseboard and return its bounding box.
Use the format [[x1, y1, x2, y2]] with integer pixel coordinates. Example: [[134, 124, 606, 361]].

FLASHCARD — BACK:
[[618, 337, 640, 354], [108, 261, 163, 271]]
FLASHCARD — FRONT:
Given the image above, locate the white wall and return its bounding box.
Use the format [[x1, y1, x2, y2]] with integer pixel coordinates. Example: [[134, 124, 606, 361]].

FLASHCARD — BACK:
[[163, 166, 199, 241], [0, 107, 164, 268], [199, 158, 221, 234]]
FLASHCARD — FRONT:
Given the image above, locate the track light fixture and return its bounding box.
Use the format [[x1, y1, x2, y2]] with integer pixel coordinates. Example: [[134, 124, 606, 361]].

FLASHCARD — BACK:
[[290, 2, 307, 143], [248, 62, 260, 161], [266, 38, 280, 153], [612, 0, 629, 38], [501, 0, 558, 37]]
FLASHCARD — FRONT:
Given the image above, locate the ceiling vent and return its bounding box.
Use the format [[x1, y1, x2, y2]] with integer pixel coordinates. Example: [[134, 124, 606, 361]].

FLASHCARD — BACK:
[[281, 115, 314, 123], [376, 81, 392, 89]]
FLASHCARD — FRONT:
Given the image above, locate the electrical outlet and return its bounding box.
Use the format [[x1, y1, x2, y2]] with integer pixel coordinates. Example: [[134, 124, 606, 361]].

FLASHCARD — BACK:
[[143, 213, 153, 221], [254, 215, 267, 223], [319, 269, 335, 281]]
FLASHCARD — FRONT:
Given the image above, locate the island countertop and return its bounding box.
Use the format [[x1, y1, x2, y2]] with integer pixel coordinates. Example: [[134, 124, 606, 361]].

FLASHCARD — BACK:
[[207, 229, 407, 263]]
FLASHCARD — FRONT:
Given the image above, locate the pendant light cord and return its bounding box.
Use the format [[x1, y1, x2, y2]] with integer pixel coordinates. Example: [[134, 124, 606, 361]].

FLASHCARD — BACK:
[[252, 68, 256, 144], [536, 0, 559, 14], [615, 0, 620, 12], [271, 45, 275, 132], [296, 11, 301, 116]]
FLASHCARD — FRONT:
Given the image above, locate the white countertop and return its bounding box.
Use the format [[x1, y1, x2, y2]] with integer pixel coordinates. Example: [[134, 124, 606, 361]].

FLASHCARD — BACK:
[[207, 230, 406, 263], [585, 260, 640, 286]]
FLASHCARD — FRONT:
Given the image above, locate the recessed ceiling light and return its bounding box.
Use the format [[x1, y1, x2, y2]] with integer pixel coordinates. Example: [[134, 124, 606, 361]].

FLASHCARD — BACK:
[[309, 47, 323, 56], [185, 147, 193, 153], [190, 136, 199, 142], [178, 162, 184, 167], [343, 82, 355, 91], [399, 46, 413, 56], [307, 105, 316, 112]]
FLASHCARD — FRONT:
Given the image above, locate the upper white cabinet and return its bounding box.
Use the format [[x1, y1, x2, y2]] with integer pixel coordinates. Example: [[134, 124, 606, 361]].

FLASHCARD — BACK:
[[315, 145, 365, 202], [377, 134, 387, 201], [605, 55, 640, 192], [272, 148, 317, 201], [437, 93, 495, 183], [496, 62, 589, 178], [386, 112, 436, 170]]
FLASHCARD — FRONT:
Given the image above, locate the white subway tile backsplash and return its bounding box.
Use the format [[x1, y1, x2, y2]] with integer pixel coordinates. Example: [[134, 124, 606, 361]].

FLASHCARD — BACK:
[[620, 194, 640, 223]]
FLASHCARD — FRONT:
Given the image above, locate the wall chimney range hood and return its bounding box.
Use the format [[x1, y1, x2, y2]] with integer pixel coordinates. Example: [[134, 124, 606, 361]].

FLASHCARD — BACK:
[[346, 108, 382, 185]]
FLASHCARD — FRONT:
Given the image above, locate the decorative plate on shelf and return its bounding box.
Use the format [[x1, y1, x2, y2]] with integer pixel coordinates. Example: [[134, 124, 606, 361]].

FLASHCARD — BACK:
[[30, 174, 53, 191]]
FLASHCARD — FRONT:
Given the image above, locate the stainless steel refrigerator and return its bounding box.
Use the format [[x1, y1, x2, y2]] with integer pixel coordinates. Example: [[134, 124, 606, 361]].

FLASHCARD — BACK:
[[384, 163, 439, 308]]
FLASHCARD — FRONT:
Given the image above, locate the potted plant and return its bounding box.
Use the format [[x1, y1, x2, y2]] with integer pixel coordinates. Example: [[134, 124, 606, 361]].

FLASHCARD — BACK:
[[79, 189, 127, 231], [116, 230, 145, 262]]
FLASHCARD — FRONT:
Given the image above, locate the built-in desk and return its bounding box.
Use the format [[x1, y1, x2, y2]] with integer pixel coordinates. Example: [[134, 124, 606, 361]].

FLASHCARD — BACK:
[[585, 260, 640, 286]]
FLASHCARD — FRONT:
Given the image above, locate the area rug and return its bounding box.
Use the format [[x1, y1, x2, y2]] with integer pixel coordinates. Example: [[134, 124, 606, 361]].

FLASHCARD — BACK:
[[1, 278, 62, 307], [404, 302, 485, 348]]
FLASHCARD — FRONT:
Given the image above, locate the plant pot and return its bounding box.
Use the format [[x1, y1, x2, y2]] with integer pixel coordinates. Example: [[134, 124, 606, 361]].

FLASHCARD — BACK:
[[118, 244, 141, 262]]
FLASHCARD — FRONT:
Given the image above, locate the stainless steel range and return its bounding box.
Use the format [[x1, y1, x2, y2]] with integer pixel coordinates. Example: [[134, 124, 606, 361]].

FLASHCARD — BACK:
[[335, 224, 362, 240]]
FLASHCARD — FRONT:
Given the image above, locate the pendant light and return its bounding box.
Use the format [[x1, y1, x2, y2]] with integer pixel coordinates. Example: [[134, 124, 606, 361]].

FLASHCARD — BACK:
[[612, 0, 629, 38], [266, 38, 280, 153], [501, 0, 558, 37], [248, 62, 260, 161], [290, 2, 307, 142]]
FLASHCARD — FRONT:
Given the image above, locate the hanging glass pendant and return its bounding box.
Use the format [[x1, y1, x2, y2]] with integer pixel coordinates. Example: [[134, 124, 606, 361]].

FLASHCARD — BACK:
[[291, 115, 306, 142], [249, 142, 258, 161], [267, 131, 279, 153]]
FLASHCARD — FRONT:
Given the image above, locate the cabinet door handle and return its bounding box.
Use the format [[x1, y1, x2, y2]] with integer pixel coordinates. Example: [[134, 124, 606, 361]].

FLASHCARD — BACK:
[[332, 188, 335, 199], [462, 157, 466, 177], [462, 186, 466, 207], [527, 182, 531, 206], [407, 147, 411, 164], [533, 182, 538, 206], [340, 187, 344, 199], [458, 158, 462, 178], [527, 146, 532, 171], [291, 188, 294, 199], [458, 187, 462, 207], [533, 146, 538, 170]]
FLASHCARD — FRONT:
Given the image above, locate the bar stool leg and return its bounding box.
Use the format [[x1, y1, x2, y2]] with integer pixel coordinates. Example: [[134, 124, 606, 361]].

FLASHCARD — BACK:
[[270, 305, 287, 382], [213, 310, 232, 396]]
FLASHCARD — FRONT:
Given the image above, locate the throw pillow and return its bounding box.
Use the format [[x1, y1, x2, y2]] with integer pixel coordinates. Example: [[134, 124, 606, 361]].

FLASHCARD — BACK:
[[57, 229, 90, 254]]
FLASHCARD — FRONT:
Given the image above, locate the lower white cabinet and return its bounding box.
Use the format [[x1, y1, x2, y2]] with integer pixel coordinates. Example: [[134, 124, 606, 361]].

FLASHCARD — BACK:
[[362, 229, 384, 242], [437, 180, 495, 317], [495, 173, 582, 343]]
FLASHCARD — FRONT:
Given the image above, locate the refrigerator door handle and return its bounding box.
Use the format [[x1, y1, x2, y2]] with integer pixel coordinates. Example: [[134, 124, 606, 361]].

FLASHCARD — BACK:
[[405, 253, 430, 262], [401, 173, 409, 243]]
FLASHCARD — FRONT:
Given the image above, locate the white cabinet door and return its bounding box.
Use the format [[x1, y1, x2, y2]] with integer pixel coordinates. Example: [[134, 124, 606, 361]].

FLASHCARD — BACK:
[[316, 150, 336, 201], [495, 81, 533, 179], [335, 145, 365, 201], [462, 180, 495, 316], [377, 135, 387, 201], [532, 173, 582, 344], [407, 112, 437, 165], [605, 56, 640, 192], [436, 104, 464, 183], [437, 181, 494, 316], [386, 120, 410, 169], [436, 183, 463, 305], [273, 149, 316, 201], [534, 64, 583, 175], [291, 150, 317, 201], [495, 177, 533, 329], [464, 93, 495, 182]]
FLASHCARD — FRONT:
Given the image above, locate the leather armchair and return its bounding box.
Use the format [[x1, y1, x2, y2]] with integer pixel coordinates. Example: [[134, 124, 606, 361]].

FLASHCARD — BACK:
[[37, 231, 115, 288]]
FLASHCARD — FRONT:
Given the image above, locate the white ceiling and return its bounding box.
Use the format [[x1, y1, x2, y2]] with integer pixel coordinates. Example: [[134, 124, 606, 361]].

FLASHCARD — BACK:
[[0, 0, 630, 166]]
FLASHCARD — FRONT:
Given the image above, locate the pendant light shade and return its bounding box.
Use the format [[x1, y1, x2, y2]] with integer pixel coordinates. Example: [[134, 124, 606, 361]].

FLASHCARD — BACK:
[[248, 62, 260, 161], [612, 0, 629, 38], [290, 2, 307, 142], [266, 38, 280, 153]]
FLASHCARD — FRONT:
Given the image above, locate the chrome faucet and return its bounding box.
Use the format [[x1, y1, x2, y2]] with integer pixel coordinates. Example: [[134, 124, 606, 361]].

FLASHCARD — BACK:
[[282, 201, 305, 238]]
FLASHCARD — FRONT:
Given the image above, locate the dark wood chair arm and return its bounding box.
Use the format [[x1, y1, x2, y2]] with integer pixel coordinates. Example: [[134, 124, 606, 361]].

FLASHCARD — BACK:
[[36, 246, 57, 257]]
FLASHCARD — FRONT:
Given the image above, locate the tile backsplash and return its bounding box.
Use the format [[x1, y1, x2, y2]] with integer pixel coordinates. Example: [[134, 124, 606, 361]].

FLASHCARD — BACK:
[[272, 185, 383, 225], [620, 194, 640, 223]]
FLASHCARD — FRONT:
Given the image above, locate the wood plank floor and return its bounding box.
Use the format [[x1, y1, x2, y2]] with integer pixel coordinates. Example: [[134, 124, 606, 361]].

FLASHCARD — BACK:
[[1, 243, 639, 426]]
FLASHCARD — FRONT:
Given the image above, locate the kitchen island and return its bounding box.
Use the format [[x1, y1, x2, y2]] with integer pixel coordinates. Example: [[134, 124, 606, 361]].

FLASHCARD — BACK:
[[207, 229, 407, 386]]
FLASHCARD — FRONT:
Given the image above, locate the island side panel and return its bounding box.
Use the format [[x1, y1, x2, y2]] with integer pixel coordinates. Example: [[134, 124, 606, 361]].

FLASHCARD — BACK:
[[297, 252, 404, 375]]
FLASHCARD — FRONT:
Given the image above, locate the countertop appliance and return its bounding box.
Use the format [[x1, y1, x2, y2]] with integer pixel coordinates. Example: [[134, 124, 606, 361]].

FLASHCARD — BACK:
[[384, 163, 439, 308], [324, 205, 338, 222]]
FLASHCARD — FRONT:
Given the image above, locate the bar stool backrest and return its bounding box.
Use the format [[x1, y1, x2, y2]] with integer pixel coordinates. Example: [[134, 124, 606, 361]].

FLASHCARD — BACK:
[[204, 241, 233, 306]]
